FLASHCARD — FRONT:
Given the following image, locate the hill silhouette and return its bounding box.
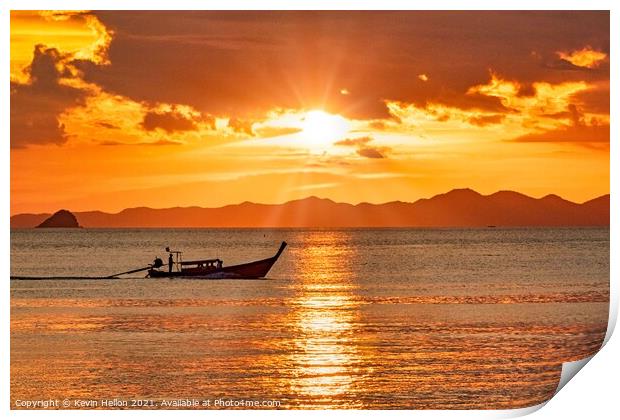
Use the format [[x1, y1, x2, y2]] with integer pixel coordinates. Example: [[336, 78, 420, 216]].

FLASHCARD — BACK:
[[35, 209, 81, 228], [11, 189, 609, 228]]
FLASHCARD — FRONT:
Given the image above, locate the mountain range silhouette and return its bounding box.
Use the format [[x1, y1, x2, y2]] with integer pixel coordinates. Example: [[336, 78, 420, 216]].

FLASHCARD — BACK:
[[10, 188, 609, 228]]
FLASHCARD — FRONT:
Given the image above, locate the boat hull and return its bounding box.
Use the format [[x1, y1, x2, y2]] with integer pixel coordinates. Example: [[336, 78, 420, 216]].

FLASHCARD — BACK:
[[148, 242, 287, 279]]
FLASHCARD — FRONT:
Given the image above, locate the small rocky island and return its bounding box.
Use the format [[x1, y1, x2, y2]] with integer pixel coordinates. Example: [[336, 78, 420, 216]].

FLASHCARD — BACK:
[[36, 209, 82, 228]]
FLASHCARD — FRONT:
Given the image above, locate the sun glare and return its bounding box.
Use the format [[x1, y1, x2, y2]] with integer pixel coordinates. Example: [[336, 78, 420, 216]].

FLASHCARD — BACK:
[[300, 110, 350, 151]]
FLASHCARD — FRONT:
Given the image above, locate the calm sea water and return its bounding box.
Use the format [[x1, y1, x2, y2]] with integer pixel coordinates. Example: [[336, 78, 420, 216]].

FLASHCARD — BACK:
[[10, 228, 609, 409]]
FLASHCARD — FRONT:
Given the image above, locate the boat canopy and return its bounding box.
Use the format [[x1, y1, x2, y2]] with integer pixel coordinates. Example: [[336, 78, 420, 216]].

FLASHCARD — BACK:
[[181, 258, 222, 266]]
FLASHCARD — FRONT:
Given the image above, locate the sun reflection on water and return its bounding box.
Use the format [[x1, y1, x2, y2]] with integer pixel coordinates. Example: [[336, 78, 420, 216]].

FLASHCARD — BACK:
[[286, 231, 365, 407]]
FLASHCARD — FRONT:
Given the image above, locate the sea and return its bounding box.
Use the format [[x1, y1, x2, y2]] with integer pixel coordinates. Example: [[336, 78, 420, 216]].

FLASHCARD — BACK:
[[10, 228, 609, 409]]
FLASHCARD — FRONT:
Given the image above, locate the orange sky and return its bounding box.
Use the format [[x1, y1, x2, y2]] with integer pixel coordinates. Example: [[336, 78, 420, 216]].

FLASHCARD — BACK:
[[10, 11, 609, 215]]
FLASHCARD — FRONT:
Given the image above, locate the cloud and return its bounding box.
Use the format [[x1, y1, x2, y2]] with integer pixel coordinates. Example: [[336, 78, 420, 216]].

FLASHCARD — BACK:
[[10, 12, 115, 148], [290, 182, 340, 192], [567, 104, 584, 126], [334, 136, 390, 159], [375, 71, 608, 147], [334, 136, 372, 146], [10, 46, 88, 148], [385, 99, 507, 130], [10, 11, 610, 154], [59, 89, 229, 147], [100, 139, 183, 146], [141, 106, 214, 133], [357, 146, 390, 159], [11, 11, 113, 83], [77, 11, 608, 121], [363, 119, 401, 131], [142, 110, 196, 132], [95, 121, 120, 129], [147, 139, 184, 146], [253, 126, 301, 138], [467, 114, 505, 127], [557, 46, 607, 69], [512, 103, 609, 145], [512, 123, 609, 144], [466, 72, 601, 124], [225, 114, 305, 138], [38, 10, 89, 21], [572, 81, 609, 114], [227, 117, 254, 135]]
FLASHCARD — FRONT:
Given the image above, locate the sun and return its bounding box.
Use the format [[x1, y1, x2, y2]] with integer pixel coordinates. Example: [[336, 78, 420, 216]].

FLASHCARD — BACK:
[[300, 110, 350, 150]]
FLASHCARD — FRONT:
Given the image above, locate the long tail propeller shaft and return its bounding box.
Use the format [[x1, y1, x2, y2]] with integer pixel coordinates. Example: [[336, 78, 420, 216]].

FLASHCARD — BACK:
[[106, 266, 151, 278]]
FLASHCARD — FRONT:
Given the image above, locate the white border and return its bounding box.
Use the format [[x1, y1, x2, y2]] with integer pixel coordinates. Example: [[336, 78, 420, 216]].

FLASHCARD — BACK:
[[2, 1, 617, 419]]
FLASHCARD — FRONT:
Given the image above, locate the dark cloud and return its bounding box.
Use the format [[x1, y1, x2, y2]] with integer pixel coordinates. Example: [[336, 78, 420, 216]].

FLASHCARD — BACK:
[[567, 104, 584, 126], [11, 46, 87, 148], [141, 108, 213, 133], [95, 121, 121, 129], [357, 146, 390, 159], [516, 83, 536, 97], [572, 83, 610, 114], [80, 11, 608, 120], [335, 136, 390, 158], [142, 110, 196, 132]]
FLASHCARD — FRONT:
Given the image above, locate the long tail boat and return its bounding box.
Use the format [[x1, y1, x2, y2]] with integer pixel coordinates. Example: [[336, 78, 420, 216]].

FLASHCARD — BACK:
[[147, 241, 287, 279]]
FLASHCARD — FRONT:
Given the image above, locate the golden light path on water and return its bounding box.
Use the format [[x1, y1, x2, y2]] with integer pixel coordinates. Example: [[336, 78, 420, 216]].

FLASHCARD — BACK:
[[9, 228, 609, 409], [286, 231, 365, 407]]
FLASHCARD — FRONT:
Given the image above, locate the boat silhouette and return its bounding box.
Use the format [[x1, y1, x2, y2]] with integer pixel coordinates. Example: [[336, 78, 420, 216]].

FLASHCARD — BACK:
[[147, 241, 287, 279]]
